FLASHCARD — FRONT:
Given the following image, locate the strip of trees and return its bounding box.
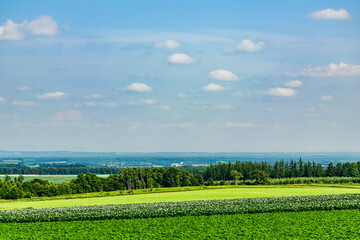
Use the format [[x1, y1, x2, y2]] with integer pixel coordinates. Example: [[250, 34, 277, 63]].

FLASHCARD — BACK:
[[1, 159, 360, 199]]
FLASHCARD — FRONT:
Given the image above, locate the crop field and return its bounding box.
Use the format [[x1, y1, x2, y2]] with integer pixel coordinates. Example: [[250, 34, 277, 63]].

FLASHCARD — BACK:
[[0, 209, 359, 239], [1, 185, 360, 210], [1, 194, 359, 223], [0, 175, 110, 183]]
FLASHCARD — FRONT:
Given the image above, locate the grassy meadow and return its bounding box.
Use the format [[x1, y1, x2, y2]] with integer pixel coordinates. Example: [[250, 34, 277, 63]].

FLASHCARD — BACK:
[[1, 185, 360, 210]]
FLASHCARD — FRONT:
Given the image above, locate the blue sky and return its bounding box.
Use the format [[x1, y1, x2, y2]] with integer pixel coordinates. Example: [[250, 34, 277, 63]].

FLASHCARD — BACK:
[[0, 0, 359, 152]]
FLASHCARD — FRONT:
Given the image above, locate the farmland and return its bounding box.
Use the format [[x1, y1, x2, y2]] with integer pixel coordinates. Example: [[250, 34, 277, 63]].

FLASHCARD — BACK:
[[1, 185, 360, 210], [0, 209, 359, 239], [0, 175, 110, 184]]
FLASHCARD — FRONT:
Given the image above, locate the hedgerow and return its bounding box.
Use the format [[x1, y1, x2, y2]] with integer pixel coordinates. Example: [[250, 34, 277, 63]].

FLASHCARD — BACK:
[[1, 193, 360, 223]]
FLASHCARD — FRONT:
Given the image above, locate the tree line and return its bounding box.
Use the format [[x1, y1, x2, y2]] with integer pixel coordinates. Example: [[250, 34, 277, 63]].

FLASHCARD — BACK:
[[0, 164, 119, 175], [203, 159, 360, 181], [1, 159, 360, 199]]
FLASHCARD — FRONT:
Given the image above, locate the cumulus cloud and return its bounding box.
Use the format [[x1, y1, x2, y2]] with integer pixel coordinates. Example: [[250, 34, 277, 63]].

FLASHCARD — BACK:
[[266, 88, 295, 97], [0, 96, 6, 103], [126, 83, 152, 92], [168, 53, 195, 64], [0, 16, 58, 41], [12, 101, 39, 107], [285, 80, 303, 88], [225, 39, 266, 53], [155, 40, 180, 49], [202, 83, 225, 92], [300, 62, 360, 77], [37, 91, 66, 99], [310, 8, 350, 20], [54, 110, 83, 122], [19, 86, 31, 91], [224, 122, 256, 128], [321, 95, 333, 101], [25, 16, 58, 35], [208, 69, 239, 81]]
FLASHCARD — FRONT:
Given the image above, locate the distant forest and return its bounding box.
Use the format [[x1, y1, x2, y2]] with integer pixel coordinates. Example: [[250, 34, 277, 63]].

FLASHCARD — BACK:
[[1, 159, 360, 199]]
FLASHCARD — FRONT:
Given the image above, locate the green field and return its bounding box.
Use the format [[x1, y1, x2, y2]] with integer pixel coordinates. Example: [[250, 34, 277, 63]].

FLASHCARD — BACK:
[[0, 209, 359, 239], [0, 175, 110, 183], [1, 185, 360, 210]]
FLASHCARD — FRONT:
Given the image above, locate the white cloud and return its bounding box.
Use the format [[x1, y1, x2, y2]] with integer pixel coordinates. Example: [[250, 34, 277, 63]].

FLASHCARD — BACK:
[[19, 86, 31, 91], [231, 91, 244, 97], [126, 83, 152, 92], [202, 83, 225, 92], [225, 39, 266, 53], [25, 16, 58, 36], [266, 88, 295, 97], [310, 8, 350, 20], [215, 104, 232, 110], [285, 80, 303, 88], [37, 91, 66, 99], [208, 69, 239, 81], [0, 16, 58, 41], [54, 110, 83, 121], [12, 101, 39, 107], [168, 53, 195, 64], [129, 99, 158, 105], [155, 40, 180, 49], [0, 19, 23, 40], [0, 96, 7, 103], [224, 122, 256, 128], [300, 62, 360, 77], [321, 95, 333, 101]]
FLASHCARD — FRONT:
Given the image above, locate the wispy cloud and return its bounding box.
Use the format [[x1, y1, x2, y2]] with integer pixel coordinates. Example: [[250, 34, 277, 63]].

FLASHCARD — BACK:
[[224, 122, 256, 128], [266, 88, 295, 97], [321, 95, 333, 101], [12, 101, 39, 107], [300, 62, 360, 77], [285, 80, 303, 88], [54, 110, 83, 122], [37, 91, 66, 100], [224, 39, 266, 53], [19, 86, 31, 91], [155, 40, 180, 49]]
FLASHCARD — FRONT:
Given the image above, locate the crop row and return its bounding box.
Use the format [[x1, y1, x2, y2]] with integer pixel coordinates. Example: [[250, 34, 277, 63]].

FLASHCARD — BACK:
[[1, 210, 359, 239], [1, 193, 360, 223]]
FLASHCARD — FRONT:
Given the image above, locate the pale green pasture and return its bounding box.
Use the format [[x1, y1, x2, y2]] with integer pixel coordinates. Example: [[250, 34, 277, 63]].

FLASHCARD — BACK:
[[1, 186, 360, 210], [0, 175, 110, 183]]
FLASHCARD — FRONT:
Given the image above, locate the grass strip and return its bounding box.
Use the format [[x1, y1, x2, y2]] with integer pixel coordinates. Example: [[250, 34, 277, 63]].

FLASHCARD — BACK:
[[1, 193, 360, 223]]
